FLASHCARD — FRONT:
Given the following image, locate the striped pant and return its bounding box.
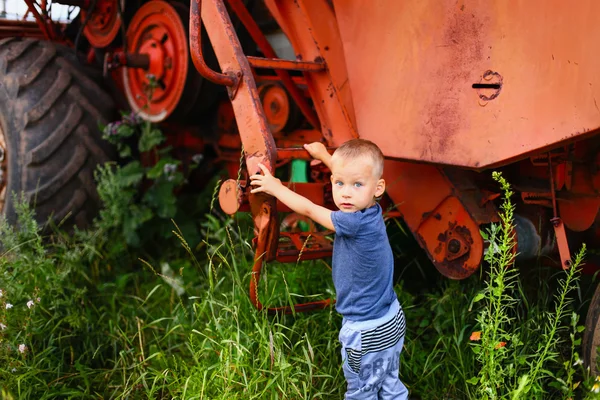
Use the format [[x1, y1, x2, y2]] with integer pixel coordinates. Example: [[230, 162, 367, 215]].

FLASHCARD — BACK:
[[339, 299, 408, 399]]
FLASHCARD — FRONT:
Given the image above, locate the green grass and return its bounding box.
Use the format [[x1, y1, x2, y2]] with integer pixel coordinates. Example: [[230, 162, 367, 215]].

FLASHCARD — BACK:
[[1, 171, 600, 399]]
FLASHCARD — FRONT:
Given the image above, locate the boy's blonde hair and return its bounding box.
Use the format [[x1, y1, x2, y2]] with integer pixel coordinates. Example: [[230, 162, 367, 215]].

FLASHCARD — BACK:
[[333, 139, 385, 178]]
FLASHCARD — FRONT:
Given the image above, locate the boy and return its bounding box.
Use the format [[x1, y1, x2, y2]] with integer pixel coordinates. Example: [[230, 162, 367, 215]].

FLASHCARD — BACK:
[[250, 139, 408, 399]]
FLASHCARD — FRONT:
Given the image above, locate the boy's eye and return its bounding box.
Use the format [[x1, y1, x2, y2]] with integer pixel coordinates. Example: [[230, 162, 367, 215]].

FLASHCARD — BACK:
[[354, 182, 362, 188], [335, 181, 343, 186]]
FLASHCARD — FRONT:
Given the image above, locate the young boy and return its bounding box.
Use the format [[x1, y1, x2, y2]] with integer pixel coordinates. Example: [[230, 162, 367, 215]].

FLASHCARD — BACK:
[[250, 139, 408, 399]]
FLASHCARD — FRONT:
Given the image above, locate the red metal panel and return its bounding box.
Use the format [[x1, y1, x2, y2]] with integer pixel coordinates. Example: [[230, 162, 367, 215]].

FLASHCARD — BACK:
[[264, 0, 357, 145], [333, 0, 600, 169]]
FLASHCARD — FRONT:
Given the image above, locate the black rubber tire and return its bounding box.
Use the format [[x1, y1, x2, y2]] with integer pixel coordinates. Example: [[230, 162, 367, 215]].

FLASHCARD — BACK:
[[0, 37, 116, 229], [583, 281, 600, 374]]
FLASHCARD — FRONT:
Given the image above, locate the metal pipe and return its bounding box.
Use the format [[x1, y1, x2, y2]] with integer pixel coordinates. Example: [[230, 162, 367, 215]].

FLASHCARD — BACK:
[[225, 0, 321, 129], [189, 0, 237, 86], [23, 0, 51, 39]]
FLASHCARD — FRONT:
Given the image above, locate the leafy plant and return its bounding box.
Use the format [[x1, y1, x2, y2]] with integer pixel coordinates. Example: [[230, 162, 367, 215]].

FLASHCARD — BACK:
[[98, 111, 202, 247], [467, 171, 591, 400]]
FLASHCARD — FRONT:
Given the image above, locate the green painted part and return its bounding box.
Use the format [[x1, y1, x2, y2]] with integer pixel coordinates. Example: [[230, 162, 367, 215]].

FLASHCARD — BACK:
[[291, 159, 308, 183], [290, 159, 309, 231]]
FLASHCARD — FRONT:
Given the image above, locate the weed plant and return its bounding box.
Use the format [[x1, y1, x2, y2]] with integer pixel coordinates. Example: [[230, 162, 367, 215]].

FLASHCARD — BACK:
[[1, 122, 600, 398]]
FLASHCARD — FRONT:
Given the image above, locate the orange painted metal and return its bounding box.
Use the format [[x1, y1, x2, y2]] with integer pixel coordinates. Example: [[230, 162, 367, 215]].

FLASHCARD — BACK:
[[123, 1, 189, 122], [276, 231, 333, 263], [264, 0, 357, 145], [254, 0, 486, 281], [258, 83, 291, 134], [80, 0, 121, 48], [190, 0, 283, 313], [276, 147, 335, 161], [190, 0, 237, 87], [218, 179, 243, 215], [558, 164, 600, 232], [383, 160, 484, 279], [247, 56, 325, 71], [332, 0, 600, 169], [224, 0, 320, 129]]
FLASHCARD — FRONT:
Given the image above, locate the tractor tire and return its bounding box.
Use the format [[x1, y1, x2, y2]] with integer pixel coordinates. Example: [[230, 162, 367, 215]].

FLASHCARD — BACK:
[[0, 37, 116, 230]]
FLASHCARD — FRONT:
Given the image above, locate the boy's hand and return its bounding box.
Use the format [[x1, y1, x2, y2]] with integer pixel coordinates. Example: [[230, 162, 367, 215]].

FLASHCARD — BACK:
[[250, 163, 282, 196], [303, 142, 328, 161]]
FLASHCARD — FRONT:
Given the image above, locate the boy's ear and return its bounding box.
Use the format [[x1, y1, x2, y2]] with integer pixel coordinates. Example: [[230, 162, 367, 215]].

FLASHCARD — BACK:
[[375, 178, 386, 198]]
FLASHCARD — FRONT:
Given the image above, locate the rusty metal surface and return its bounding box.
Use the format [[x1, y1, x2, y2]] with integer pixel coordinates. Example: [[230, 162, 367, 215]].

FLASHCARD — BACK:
[[190, 0, 237, 86], [383, 160, 483, 279], [333, 0, 600, 169], [225, 0, 320, 129], [247, 56, 324, 71], [276, 231, 333, 263], [264, 0, 357, 145], [195, 0, 288, 312]]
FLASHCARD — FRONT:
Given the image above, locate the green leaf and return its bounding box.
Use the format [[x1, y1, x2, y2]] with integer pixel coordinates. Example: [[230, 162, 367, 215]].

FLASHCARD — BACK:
[[143, 183, 177, 219], [118, 145, 132, 158], [147, 159, 179, 180], [473, 292, 485, 303], [117, 123, 135, 138], [139, 127, 165, 152], [466, 376, 479, 385], [118, 161, 144, 186]]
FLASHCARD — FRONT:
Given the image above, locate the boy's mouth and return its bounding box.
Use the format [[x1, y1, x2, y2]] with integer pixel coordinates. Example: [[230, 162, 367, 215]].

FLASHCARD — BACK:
[[340, 203, 353, 209]]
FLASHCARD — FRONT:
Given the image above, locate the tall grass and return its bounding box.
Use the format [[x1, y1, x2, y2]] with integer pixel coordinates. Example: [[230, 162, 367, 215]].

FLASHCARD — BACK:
[[0, 168, 599, 399]]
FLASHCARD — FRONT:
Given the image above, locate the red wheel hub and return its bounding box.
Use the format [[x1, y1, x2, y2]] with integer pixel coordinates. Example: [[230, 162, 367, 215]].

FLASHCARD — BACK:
[[81, 0, 121, 48], [123, 0, 189, 122]]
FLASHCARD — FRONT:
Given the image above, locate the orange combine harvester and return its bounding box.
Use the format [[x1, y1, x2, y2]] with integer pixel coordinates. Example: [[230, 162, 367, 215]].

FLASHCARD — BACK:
[[2, 0, 600, 369]]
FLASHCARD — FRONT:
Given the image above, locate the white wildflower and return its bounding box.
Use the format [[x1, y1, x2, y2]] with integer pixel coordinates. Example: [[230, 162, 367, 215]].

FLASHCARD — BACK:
[[27, 300, 34, 309], [5, 303, 13, 309], [11, 368, 16, 373], [0, 289, 3, 297], [0, 323, 6, 330], [18, 344, 26, 354], [573, 358, 583, 366], [36, 297, 41, 303]]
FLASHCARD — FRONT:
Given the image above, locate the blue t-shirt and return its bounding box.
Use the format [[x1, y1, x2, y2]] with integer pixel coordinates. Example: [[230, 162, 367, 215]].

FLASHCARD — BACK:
[[330, 203, 397, 322]]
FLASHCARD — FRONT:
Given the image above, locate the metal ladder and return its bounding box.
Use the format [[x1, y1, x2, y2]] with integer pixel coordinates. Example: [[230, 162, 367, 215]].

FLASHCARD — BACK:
[[189, 0, 336, 314]]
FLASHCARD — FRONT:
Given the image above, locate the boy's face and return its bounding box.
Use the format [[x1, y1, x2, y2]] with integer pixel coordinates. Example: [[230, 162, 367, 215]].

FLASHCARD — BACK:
[[330, 154, 385, 213]]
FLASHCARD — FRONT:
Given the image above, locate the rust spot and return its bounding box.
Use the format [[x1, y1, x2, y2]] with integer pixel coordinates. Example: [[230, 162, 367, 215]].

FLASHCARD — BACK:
[[296, 54, 303, 61], [434, 213, 442, 220], [436, 253, 473, 280], [418, 6, 486, 161], [314, 56, 324, 63]]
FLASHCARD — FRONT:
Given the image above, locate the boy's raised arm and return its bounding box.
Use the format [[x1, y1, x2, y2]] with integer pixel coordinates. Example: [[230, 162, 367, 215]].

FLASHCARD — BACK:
[[304, 142, 333, 170], [250, 164, 335, 231]]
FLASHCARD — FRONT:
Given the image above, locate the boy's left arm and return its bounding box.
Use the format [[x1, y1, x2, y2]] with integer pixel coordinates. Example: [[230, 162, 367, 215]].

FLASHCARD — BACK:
[[250, 163, 335, 231]]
